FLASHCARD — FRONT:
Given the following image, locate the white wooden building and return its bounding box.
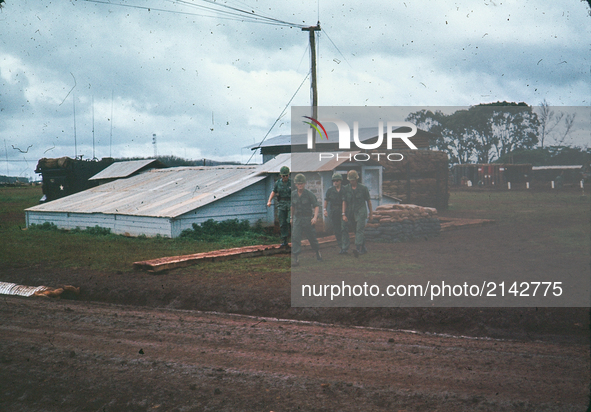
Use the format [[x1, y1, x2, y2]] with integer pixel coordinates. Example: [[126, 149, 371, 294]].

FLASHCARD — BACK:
[[26, 165, 271, 238]]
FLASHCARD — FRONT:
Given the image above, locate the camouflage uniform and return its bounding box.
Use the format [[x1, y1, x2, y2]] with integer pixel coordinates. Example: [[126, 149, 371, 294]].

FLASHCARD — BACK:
[[291, 188, 320, 256], [272, 177, 291, 240], [342, 182, 371, 252], [324, 184, 345, 247]]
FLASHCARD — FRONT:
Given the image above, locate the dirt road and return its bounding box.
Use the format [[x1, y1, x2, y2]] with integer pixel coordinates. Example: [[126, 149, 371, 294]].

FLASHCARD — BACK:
[[1, 296, 588, 412]]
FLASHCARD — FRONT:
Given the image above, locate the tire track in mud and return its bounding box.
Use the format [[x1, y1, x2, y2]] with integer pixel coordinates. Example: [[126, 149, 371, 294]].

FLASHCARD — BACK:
[[0, 297, 588, 412]]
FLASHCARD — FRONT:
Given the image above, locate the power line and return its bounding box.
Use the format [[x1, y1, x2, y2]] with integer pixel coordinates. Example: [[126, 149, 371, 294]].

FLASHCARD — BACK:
[[322, 29, 352, 68], [246, 72, 310, 165], [83, 0, 305, 27], [169, 0, 306, 28]]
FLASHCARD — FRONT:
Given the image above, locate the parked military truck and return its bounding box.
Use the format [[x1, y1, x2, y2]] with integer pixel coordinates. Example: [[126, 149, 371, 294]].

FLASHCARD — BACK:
[[35, 157, 114, 203]]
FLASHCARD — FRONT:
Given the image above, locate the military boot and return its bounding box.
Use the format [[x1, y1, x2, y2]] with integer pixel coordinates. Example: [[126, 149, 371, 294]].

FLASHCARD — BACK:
[[316, 251, 323, 262], [292, 254, 300, 267], [280, 237, 288, 247]]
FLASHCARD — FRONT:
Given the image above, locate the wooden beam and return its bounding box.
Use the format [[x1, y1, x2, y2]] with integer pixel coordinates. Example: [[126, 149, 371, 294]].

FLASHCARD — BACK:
[[133, 233, 345, 273]]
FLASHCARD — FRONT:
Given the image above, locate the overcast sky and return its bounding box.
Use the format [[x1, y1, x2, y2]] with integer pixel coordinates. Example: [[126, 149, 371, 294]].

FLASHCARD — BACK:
[[1, 0, 589, 179]]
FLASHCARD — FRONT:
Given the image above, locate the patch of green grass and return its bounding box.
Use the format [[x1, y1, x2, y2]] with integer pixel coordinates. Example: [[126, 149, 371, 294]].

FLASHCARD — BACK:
[[550, 227, 591, 250], [185, 256, 291, 277], [0, 186, 281, 272], [447, 190, 590, 225]]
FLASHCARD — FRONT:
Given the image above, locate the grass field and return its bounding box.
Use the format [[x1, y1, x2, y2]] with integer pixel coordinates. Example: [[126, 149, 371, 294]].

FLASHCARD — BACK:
[[1, 185, 589, 273], [446, 189, 590, 256]]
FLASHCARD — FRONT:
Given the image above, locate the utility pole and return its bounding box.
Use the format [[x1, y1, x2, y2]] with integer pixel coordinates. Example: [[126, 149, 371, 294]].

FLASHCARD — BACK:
[[4, 139, 8, 176], [92, 96, 96, 160], [302, 22, 321, 150], [73, 91, 78, 159], [110, 90, 114, 158]]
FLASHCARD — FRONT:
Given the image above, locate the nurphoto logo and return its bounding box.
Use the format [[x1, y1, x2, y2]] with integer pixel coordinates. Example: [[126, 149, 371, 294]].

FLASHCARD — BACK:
[[304, 117, 419, 150]]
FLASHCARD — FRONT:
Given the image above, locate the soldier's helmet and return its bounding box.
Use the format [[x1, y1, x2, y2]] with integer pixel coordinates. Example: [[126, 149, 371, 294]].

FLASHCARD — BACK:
[[331, 173, 343, 181], [347, 170, 359, 181], [279, 166, 290, 176], [294, 173, 306, 184]]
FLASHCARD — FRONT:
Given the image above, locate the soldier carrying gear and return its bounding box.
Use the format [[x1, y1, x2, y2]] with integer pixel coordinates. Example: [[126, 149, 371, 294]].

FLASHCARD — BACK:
[[342, 169, 373, 256], [290, 173, 322, 266], [267, 165, 291, 247]]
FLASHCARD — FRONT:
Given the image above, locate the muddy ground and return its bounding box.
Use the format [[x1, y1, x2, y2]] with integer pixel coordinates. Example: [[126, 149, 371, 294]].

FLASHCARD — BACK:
[[1, 297, 589, 412], [1, 189, 590, 411]]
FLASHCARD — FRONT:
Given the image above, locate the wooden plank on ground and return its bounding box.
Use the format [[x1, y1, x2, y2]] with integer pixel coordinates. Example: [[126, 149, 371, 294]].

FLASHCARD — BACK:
[[133, 244, 290, 273], [133, 235, 345, 273], [439, 217, 495, 231]]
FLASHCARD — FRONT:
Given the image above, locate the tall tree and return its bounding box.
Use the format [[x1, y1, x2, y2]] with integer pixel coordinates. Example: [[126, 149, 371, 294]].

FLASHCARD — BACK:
[[407, 102, 540, 164], [537, 99, 577, 148], [482, 103, 539, 159]]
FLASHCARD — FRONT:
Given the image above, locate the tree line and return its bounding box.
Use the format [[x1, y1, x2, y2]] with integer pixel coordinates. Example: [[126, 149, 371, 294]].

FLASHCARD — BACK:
[[406, 101, 585, 165], [115, 155, 241, 167]]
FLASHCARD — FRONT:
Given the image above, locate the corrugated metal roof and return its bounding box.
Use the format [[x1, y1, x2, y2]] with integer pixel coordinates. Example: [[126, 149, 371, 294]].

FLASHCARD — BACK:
[[89, 159, 162, 180], [27, 166, 266, 218], [256, 152, 360, 174]]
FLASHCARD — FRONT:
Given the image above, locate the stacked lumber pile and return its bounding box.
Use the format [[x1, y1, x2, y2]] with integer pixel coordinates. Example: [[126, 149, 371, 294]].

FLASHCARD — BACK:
[[368, 149, 449, 210], [365, 203, 440, 242]]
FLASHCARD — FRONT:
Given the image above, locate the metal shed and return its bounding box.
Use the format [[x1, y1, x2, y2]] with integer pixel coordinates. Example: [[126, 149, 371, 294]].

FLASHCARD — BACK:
[[88, 159, 166, 184], [26, 166, 269, 238]]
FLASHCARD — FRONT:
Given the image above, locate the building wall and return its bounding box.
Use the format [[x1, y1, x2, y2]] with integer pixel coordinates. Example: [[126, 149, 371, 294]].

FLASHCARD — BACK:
[[302, 172, 323, 202], [369, 149, 449, 210], [26, 211, 174, 237], [173, 179, 269, 237]]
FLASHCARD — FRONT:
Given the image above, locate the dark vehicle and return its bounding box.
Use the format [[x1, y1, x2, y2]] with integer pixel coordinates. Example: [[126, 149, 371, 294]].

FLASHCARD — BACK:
[[35, 156, 114, 203]]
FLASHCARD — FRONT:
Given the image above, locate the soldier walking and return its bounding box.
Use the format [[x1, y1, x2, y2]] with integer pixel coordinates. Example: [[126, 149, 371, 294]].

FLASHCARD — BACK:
[[267, 166, 291, 247], [342, 170, 373, 256], [290, 174, 322, 266], [323, 173, 347, 255]]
